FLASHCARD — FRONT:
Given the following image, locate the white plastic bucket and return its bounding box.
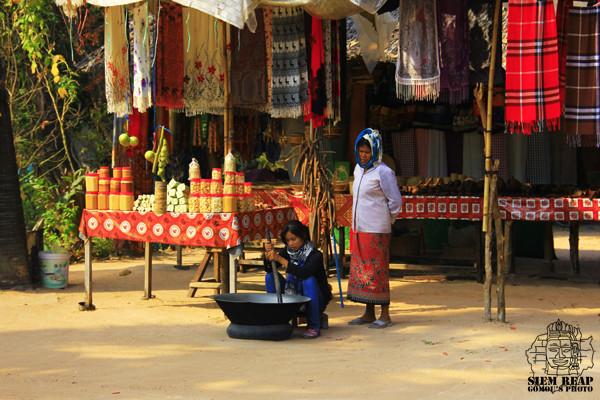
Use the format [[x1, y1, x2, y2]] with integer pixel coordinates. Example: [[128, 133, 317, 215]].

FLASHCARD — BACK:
[[38, 251, 70, 289]]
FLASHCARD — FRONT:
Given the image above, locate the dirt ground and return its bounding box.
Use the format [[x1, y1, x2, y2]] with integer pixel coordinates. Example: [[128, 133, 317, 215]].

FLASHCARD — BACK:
[[1, 223, 599, 400]]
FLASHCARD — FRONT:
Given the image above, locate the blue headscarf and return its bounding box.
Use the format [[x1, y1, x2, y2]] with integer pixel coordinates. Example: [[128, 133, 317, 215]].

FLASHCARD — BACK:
[[354, 128, 383, 169]]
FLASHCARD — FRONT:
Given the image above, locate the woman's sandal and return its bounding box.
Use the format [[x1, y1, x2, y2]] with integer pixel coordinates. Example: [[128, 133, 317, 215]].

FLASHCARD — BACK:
[[347, 317, 374, 326], [303, 328, 320, 339]]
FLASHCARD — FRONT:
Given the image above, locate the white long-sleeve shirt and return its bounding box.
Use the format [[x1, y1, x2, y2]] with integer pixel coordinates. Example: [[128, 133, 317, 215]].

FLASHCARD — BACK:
[[352, 162, 403, 234]]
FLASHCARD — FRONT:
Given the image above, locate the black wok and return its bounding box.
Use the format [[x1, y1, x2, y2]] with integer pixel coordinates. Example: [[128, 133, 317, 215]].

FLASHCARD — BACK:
[[211, 293, 310, 326]]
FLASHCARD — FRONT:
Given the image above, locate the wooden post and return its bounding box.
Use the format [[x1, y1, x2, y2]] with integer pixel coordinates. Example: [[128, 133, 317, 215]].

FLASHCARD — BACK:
[[220, 251, 230, 294], [504, 220, 514, 274], [543, 222, 554, 274], [143, 242, 154, 299], [569, 221, 580, 276], [490, 160, 506, 322], [84, 237, 94, 310]]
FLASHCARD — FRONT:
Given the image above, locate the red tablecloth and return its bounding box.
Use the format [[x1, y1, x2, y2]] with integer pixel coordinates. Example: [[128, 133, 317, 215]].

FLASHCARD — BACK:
[[79, 208, 298, 248], [253, 190, 600, 225], [254, 190, 353, 226]]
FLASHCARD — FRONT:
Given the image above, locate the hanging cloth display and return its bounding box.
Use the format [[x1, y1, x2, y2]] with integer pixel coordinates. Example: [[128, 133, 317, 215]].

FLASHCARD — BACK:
[[263, 7, 274, 114], [329, 20, 342, 122], [231, 10, 268, 109], [155, 2, 184, 109], [395, 0, 440, 102], [526, 131, 552, 185], [437, 0, 470, 105], [131, 2, 152, 112], [270, 7, 309, 118], [556, 0, 573, 111], [468, 0, 506, 86], [183, 8, 225, 116], [505, 0, 561, 134], [104, 6, 131, 115], [564, 5, 600, 147], [304, 15, 326, 127]]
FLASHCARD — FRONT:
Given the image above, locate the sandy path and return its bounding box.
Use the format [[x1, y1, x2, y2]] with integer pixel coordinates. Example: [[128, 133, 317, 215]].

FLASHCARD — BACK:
[[1, 224, 599, 399]]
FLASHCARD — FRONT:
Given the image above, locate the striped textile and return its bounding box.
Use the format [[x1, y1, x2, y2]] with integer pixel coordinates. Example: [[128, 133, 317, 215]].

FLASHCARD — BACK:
[[564, 5, 600, 147], [505, 0, 561, 134], [551, 131, 577, 185], [491, 133, 509, 180], [415, 128, 430, 177], [526, 131, 552, 184], [395, 129, 416, 177], [556, 0, 573, 110]]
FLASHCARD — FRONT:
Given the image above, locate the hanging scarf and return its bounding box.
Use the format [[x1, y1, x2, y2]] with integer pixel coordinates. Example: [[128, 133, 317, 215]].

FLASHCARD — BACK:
[[354, 128, 383, 169], [183, 8, 225, 116], [285, 241, 314, 295], [303, 15, 326, 127], [505, 0, 561, 134], [131, 2, 152, 112], [323, 20, 333, 120], [263, 7, 274, 114], [564, 5, 600, 147], [104, 6, 130, 116], [330, 20, 342, 122], [396, 0, 440, 101], [437, 0, 470, 104], [155, 2, 184, 109], [231, 11, 267, 109], [270, 6, 309, 118], [467, 0, 506, 86], [556, 0, 573, 111]]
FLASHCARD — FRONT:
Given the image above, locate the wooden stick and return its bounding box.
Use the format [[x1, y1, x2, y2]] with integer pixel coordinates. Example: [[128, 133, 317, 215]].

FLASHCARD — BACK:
[[483, 0, 501, 323], [490, 159, 506, 322], [152, 126, 165, 174]]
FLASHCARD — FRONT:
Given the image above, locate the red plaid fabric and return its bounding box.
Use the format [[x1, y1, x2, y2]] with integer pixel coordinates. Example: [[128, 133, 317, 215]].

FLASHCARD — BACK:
[[505, 0, 561, 134]]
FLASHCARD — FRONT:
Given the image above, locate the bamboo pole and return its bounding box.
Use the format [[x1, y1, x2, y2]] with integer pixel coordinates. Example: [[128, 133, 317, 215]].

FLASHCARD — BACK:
[[483, 0, 502, 322]]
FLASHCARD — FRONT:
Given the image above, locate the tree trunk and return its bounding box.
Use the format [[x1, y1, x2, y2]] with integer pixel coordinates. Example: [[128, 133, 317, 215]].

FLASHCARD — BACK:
[[0, 58, 31, 287]]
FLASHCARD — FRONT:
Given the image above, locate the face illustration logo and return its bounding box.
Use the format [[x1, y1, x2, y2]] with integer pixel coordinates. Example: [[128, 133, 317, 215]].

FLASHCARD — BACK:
[[526, 320, 594, 393]]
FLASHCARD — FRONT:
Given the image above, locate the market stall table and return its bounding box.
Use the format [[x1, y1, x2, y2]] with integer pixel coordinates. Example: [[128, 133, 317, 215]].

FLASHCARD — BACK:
[[78, 207, 297, 310], [255, 189, 600, 276]]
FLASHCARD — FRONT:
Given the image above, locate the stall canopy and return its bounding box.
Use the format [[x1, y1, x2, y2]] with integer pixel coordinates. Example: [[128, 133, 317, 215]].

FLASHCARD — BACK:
[[62, 0, 387, 29]]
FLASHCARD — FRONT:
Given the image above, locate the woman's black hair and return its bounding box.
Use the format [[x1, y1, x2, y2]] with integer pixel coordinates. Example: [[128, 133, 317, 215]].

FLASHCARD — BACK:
[[356, 137, 371, 149], [279, 220, 310, 244]]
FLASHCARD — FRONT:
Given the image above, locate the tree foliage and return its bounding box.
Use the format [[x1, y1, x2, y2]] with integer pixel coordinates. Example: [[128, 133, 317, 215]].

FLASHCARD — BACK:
[[1, 0, 112, 255]]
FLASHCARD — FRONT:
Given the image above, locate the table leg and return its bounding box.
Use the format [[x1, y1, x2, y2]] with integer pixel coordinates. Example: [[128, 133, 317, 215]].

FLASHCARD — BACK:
[[227, 244, 243, 294], [569, 221, 580, 276], [143, 242, 155, 299], [504, 220, 514, 274], [81, 237, 95, 311], [543, 222, 554, 274], [338, 227, 346, 278], [220, 251, 229, 294]]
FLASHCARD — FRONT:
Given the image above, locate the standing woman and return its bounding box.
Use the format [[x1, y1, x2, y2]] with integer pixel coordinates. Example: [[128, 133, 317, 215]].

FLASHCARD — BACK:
[[347, 128, 403, 328]]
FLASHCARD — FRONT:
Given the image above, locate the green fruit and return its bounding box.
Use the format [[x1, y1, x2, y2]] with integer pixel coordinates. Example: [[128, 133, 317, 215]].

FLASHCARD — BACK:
[[119, 133, 130, 146], [144, 150, 156, 163], [129, 136, 139, 147]]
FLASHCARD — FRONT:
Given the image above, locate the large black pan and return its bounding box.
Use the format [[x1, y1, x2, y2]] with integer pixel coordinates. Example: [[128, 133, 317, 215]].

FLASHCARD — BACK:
[[211, 293, 310, 326]]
